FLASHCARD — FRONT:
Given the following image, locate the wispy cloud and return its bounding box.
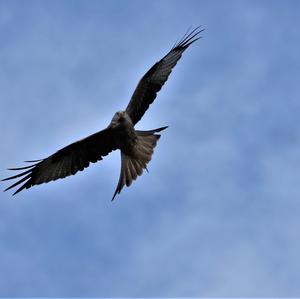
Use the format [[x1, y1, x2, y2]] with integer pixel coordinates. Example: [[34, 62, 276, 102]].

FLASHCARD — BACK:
[[0, 0, 300, 297]]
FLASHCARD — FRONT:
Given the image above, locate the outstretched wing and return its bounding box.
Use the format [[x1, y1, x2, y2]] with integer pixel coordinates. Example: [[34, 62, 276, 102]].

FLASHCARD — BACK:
[[126, 26, 204, 125], [2, 128, 118, 195]]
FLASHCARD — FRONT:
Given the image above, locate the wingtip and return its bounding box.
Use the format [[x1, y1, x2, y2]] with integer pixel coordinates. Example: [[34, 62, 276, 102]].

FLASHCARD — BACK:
[[12, 190, 19, 196], [3, 186, 12, 193], [2, 187, 17, 197], [111, 187, 120, 201], [174, 26, 205, 50], [155, 126, 168, 132], [111, 191, 118, 201], [24, 159, 43, 163]]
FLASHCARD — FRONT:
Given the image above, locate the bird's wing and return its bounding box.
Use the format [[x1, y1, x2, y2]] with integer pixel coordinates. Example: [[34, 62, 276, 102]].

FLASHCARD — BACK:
[[125, 26, 204, 125], [2, 128, 118, 195]]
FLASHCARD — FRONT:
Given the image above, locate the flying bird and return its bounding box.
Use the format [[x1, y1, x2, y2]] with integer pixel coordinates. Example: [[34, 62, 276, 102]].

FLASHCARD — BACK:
[[2, 27, 204, 200]]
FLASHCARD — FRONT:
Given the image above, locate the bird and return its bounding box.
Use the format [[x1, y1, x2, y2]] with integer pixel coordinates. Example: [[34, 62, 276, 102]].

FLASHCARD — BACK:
[[2, 26, 204, 200]]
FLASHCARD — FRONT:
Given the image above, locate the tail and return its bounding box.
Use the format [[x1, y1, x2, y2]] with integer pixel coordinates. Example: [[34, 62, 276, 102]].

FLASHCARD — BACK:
[[112, 126, 168, 200]]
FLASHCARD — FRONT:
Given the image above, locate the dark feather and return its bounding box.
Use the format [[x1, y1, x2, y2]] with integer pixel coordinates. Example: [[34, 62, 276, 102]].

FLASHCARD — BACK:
[[112, 126, 167, 200], [3, 27, 200, 199], [126, 26, 204, 125], [2, 128, 118, 195]]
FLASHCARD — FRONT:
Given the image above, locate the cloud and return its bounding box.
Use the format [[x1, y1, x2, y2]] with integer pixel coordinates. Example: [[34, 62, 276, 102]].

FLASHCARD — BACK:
[[1, 0, 300, 297]]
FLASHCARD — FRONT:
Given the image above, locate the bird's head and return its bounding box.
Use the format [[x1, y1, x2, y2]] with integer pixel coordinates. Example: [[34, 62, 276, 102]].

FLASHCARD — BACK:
[[110, 110, 132, 128]]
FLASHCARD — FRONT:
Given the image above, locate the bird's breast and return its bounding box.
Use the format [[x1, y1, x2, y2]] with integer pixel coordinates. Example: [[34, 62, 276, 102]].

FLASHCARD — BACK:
[[114, 124, 137, 155]]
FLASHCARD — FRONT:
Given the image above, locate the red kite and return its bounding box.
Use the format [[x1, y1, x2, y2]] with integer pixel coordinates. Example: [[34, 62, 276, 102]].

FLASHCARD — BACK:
[[3, 27, 203, 200]]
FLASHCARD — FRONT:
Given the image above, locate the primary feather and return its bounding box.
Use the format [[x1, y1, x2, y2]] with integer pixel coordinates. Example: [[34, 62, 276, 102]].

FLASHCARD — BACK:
[[2, 27, 203, 198]]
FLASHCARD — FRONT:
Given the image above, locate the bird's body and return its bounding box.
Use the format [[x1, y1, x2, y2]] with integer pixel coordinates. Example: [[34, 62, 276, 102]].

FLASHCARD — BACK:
[[110, 111, 137, 155], [2, 27, 203, 199]]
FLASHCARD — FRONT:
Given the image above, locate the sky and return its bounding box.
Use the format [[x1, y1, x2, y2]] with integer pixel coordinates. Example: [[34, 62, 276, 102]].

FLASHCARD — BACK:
[[0, 0, 300, 297]]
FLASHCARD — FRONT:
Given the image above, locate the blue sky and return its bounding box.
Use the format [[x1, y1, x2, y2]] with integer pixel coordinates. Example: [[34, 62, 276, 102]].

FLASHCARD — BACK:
[[1, 0, 300, 297]]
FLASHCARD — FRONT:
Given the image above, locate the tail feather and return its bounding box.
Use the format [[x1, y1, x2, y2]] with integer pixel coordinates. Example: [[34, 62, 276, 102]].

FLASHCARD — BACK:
[[112, 126, 167, 200], [127, 159, 137, 180]]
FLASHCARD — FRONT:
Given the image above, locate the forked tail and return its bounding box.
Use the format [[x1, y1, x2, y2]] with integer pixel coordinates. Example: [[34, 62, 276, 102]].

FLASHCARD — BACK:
[[112, 126, 167, 200]]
